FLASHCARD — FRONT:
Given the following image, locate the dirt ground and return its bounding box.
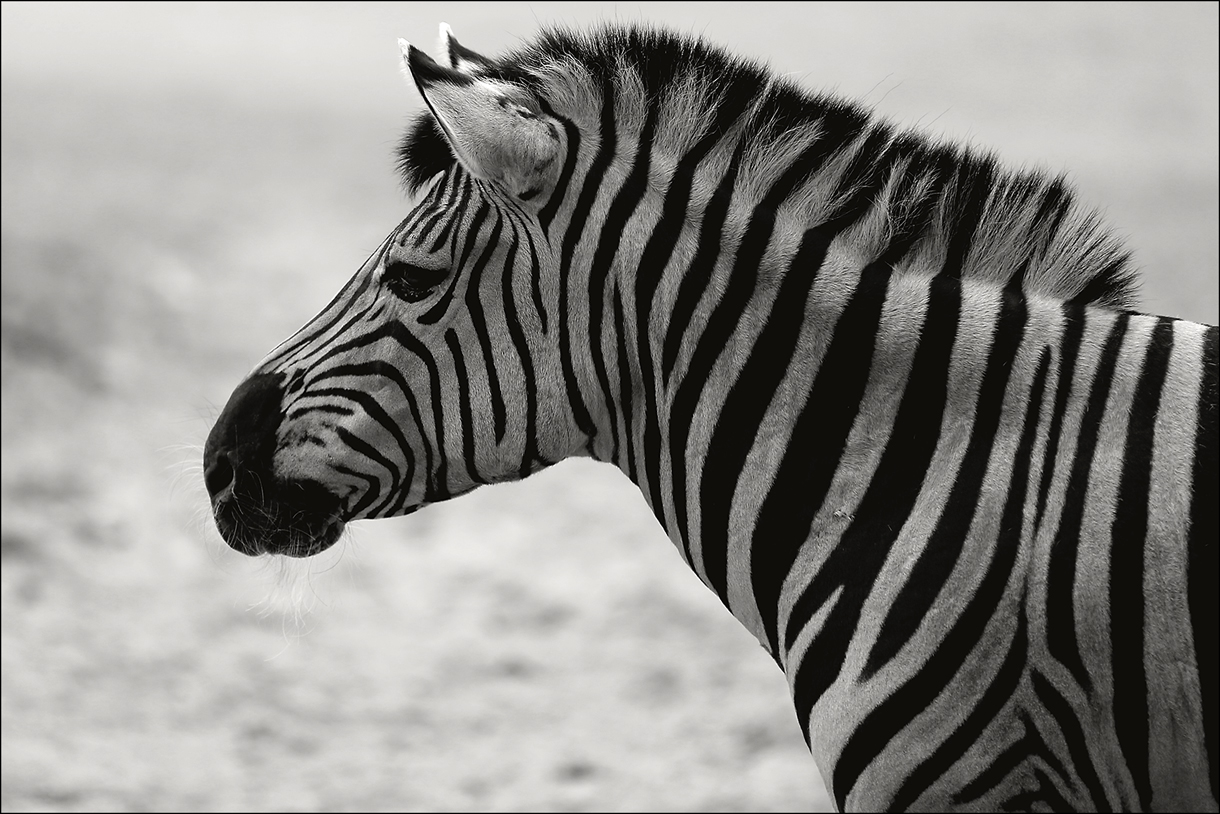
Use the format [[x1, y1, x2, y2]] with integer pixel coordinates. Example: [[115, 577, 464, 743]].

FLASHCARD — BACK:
[[2, 3, 1216, 812]]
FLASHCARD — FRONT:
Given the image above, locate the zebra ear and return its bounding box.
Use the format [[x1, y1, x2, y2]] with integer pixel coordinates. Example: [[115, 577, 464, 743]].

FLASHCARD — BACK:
[[400, 39, 561, 201], [438, 23, 494, 73]]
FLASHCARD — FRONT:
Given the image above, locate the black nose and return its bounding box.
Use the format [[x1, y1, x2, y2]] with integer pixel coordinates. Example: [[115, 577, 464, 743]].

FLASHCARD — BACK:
[[203, 371, 345, 557], [203, 372, 286, 502]]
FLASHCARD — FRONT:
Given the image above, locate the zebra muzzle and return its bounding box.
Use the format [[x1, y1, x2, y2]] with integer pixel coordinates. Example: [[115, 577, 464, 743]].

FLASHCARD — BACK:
[[203, 372, 345, 557]]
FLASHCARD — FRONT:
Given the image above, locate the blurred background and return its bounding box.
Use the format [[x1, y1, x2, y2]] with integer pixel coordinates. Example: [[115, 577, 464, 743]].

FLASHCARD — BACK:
[[2, 2, 1215, 811]]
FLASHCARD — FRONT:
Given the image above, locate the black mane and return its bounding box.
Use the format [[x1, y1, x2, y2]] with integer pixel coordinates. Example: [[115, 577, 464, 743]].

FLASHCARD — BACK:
[[396, 23, 1138, 310]]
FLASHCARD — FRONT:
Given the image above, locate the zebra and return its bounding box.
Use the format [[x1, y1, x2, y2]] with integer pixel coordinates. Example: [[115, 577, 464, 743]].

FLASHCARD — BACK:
[[202, 22, 1218, 812]]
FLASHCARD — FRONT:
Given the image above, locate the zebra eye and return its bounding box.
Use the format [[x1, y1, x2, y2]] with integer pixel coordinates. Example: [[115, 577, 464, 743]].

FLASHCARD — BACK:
[[382, 259, 450, 302]]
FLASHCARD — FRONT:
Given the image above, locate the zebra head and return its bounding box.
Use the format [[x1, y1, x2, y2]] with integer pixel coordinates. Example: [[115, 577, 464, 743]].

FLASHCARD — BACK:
[[203, 27, 577, 557]]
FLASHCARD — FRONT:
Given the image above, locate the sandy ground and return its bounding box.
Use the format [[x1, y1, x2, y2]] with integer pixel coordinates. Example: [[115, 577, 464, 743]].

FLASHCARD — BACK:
[[2, 3, 1216, 812]]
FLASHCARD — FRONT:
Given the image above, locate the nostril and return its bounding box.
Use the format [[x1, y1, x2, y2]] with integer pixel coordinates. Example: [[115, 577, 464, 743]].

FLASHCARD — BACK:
[[204, 453, 235, 499], [203, 371, 286, 503]]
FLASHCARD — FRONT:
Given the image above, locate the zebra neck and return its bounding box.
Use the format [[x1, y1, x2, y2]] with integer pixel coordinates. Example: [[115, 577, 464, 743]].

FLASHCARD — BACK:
[[633, 262, 1067, 649]]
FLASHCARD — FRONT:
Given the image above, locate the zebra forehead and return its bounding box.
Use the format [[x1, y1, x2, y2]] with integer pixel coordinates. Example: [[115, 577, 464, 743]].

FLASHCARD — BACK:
[[395, 22, 1140, 311]]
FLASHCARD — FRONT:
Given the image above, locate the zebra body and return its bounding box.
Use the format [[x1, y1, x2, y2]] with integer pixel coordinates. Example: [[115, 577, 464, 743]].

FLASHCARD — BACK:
[[203, 23, 1218, 811]]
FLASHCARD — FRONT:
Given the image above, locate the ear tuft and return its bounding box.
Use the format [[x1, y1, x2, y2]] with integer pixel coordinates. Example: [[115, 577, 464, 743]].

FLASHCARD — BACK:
[[438, 22, 496, 73], [397, 38, 412, 80], [437, 23, 456, 68]]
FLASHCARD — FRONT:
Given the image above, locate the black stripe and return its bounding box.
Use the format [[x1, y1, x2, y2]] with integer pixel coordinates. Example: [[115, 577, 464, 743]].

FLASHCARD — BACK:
[[535, 103, 580, 235], [634, 76, 757, 530], [826, 280, 1030, 809], [585, 98, 659, 463], [611, 284, 636, 480], [421, 170, 467, 252], [745, 146, 951, 653], [701, 224, 836, 606], [1034, 306, 1084, 533], [263, 261, 381, 372], [330, 461, 380, 519], [890, 589, 1031, 811], [1046, 312, 1128, 694], [953, 710, 1074, 806], [703, 241, 893, 611], [829, 127, 904, 211], [395, 205, 429, 248], [662, 140, 746, 564], [829, 271, 954, 677], [858, 278, 1028, 674], [307, 364, 423, 445], [1189, 325, 1219, 800], [295, 301, 387, 371], [347, 320, 448, 500], [1000, 767, 1075, 813], [888, 351, 1048, 809], [707, 129, 911, 614], [287, 403, 354, 420], [1029, 176, 1071, 250], [461, 214, 508, 444], [660, 137, 746, 384], [499, 237, 550, 478], [1030, 669, 1111, 810], [760, 273, 958, 660], [288, 382, 410, 516], [936, 155, 996, 281], [1111, 316, 1174, 811], [445, 329, 485, 486], [332, 424, 397, 516], [520, 227, 549, 335], [755, 257, 891, 654], [556, 77, 616, 443], [302, 361, 430, 515], [671, 121, 874, 570], [419, 191, 487, 326], [1070, 256, 1131, 309]]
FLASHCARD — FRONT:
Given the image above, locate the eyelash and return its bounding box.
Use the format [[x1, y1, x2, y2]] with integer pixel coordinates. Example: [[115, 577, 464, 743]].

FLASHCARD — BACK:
[[382, 260, 449, 302]]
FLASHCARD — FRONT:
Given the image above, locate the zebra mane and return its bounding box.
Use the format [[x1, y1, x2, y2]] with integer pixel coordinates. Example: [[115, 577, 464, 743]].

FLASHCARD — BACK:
[[397, 23, 1139, 310]]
